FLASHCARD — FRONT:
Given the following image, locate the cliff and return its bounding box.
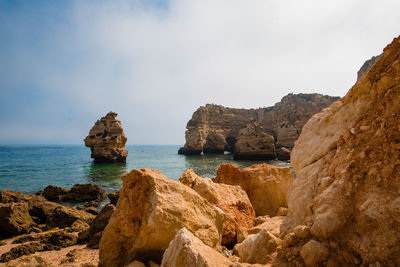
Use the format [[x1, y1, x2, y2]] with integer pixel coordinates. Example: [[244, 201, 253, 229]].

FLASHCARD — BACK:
[[178, 93, 340, 157], [357, 54, 382, 80]]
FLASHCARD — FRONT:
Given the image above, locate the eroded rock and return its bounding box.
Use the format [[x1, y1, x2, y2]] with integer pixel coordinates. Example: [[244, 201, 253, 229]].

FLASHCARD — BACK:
[[179, 169, 255, 245], [99, 168, 224, 266], [161, 228, 232, 267], [215, 163, 293, 216], [84, 112, 128, 163], [0, 202, 35, 238]]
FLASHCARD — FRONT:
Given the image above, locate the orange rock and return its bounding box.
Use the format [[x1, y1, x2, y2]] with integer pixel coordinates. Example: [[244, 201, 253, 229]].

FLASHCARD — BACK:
[[215, 163, 293, 216], [99, 169, 224, 267], [179, 169, 255, 245]]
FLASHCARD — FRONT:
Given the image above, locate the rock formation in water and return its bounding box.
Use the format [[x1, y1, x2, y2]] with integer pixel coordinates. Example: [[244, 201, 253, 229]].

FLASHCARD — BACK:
[[84, 112, 128, 163], [99, 168, 224, 266], [233, 121, 276, 160], [280, 35, 400, 265], [357, 54, 382, 80], [178, 93, 339, 158], [215, 163, 293, 217]]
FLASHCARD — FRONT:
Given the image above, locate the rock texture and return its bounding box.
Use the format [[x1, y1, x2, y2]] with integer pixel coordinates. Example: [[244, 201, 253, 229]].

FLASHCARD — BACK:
[[0, 203, 35, 238], [215, 163, 293, 216], [357, 54, 382, 80], [179, 94, 339, 156], [161, 228, 232, 267], [178, 169, 255, 245], [99, 168, 225, 266], [42, 184, 107, 203], [237, 216, 285, 243], [233, 121, 276, 160], [281, 36, 400, 265], [84, 112, 128, 163]]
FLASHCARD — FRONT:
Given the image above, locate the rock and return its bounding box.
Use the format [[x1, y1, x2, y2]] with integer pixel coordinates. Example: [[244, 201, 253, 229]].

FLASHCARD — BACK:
[[179, 94, 339, 155], [5, 255, 50, 267], [215, 163, 293, 216], [83, 207, 99, 215], [293, 225, 310, 240], [179, 169, 255, 245], [276, 207, 288, 216], [160, 228, 232, 267], [357, 54, 382, 80], [0, 202, 35, 238], [235, 230, 280, 264], [300, 240, 329, 266], [79, 204, 115, 249], [233, 121, 276, 160], [108, 191, 119, 205], [42, 185, 70, 201], [276, 147, 291, 161], [46, 205, 95, 228], [69, 184, 107, 202], [0, 243, 51, 262], [44, 230, 78, 248], [126, 261, 146, 267], [84, 111, 128, 163], [281, 36, 400, 265], [99, 168, 225, 266], [237, 216, 285, 243]]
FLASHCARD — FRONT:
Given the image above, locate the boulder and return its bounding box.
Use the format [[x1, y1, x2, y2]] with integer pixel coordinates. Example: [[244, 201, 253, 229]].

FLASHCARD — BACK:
[[46, 205, 95, 228], [281, 35, 400, 265], [42, 185, 70, 201], [300, 240, 329, 266], [79, 204, 115, 248], [69, 184, 107, 202], [179, 169, 255, 245], [0, 202, 35, 238], [237, 216, 285, 243], [84, 111, 128, 163], [161, 228, 232, 267], [235, 230, 280, 264], [5, 255, 50, 267], [108, 191, 119, 206], [99, 168, 225, 266], [215, 163, 293, 216]]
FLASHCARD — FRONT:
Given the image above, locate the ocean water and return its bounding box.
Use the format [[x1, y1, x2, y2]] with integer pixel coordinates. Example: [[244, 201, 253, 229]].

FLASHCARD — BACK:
[[0, 145, 291, 194]]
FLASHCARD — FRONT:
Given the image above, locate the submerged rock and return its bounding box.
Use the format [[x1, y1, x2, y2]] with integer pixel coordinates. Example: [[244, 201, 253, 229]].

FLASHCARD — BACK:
[[281, 35, 400, 265], [99, 168, 224, 266], [179, 169, 255, 245], [84, 112, 128, 163], [233, 121, 276, 160], [161, 228, 232, 267], [215, 163, 293, 216]]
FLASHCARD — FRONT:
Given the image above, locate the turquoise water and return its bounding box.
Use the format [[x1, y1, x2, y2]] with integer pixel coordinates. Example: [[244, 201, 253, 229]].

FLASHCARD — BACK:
[[0, 145, 291, 194]]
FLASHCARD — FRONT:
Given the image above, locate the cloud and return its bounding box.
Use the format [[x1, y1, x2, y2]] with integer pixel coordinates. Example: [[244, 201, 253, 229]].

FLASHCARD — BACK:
[[1, 0, 400, 144]]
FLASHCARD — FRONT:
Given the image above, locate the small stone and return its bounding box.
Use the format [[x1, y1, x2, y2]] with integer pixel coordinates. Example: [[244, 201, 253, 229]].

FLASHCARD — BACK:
[[300, 240, 329, 266]]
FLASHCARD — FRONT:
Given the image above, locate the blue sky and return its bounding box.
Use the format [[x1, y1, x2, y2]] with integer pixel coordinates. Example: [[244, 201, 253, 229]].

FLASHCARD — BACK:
[[1, 0, 400, 145]]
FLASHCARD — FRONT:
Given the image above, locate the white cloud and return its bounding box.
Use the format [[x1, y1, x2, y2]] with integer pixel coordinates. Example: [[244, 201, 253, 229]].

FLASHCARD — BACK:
[[2, 0, 400, 144]]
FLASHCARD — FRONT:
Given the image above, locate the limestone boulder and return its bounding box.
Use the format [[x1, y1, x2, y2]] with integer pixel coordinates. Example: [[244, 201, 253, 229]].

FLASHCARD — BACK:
[[84, 111, 128, 163], [46, 205, 95, 228], [161, 228, 232, 267], [179, 169, 255, 245], [281, 35, 400, 265], [99, 168, 225, 266], [233, 121, 276, 160], [0, 202, 35, 238], [215, 163, 293, 216], [68, 184, 107, 202], [42, 185, 70, 201], [235, 230, 280, 264], [237, 216, 285, 243]]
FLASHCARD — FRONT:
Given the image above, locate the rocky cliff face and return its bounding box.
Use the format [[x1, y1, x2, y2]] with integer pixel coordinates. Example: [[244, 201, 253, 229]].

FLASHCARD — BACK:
[[280, 35, 400, 265], [84, 112, 128, 163], [357, 54, 382, 80], [179, 94, 339, 157]]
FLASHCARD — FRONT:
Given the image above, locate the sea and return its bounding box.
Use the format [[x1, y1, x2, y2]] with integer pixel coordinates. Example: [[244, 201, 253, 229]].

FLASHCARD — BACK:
[[0, 145, 291, 194]]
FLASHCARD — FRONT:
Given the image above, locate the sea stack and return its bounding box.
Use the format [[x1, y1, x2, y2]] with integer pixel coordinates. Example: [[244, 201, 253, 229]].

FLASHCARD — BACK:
[[84, 112, 128, 164]]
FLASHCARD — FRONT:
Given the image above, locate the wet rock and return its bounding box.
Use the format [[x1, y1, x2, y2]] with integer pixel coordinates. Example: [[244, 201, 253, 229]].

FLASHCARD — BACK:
[[0, 202, 35, 238], [42, 185, 70, 201], [108, 191, 119, 206], [69, 184, 107, 202], [233, 121, 276, 160], [84, 111, 128, 163], [215, 163, 293, 216], [179, 169, 255, 246], [99, 168, 224, 266], [79, 204, 115, 249], [161, 228, 232, 267]]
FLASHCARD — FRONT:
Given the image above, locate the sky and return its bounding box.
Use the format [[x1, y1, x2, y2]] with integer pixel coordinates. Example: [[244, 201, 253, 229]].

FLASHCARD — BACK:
[[1, 0, 400, 145]]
